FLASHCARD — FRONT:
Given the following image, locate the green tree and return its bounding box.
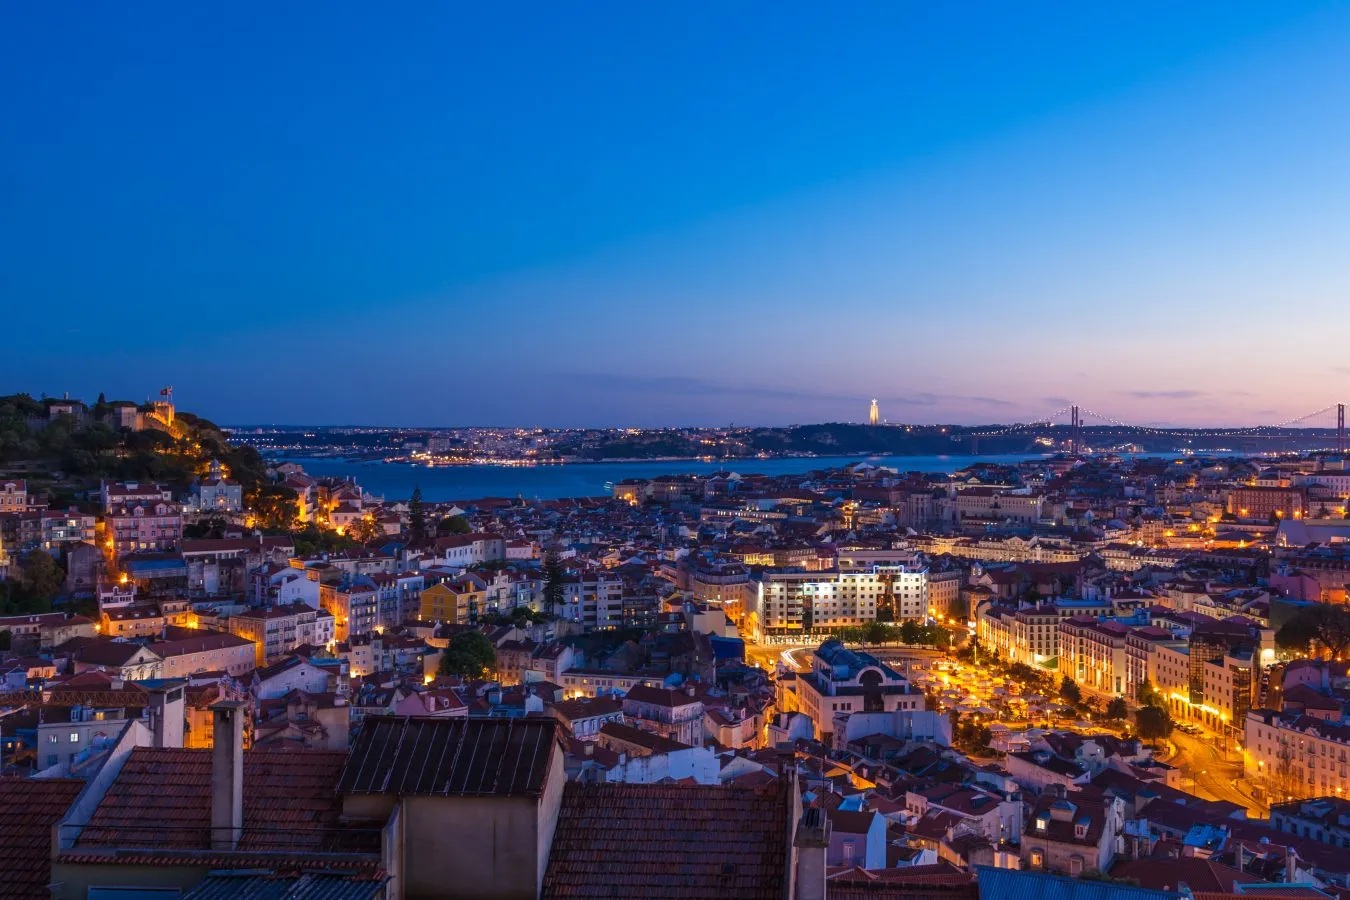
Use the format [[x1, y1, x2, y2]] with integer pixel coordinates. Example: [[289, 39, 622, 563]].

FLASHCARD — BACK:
[[864, 620, 890, 645], [1136, 678, 1161, 707], [1105, 697, 1129, 721], [437, 631, 496, 679], [409, 487, 427, 543], [1277, 605, 1350, 659], [1135, 704, 1172, 742], [248, 483, 299, 531], [437, 514, 472, 535], [22, 551, 65, 602], [899, 619, 920, 644], [542, 550, 566, 615], [1060, 676, 1082, 706], [349, 515, 384, 544]]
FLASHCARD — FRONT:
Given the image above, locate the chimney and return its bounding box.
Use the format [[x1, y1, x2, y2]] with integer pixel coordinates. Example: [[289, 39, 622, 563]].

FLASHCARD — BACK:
[[145, 683, 185, 748], [211, 700, 246, 851], [793, 807, 830, 900], [1285, 848, 1298, 884]]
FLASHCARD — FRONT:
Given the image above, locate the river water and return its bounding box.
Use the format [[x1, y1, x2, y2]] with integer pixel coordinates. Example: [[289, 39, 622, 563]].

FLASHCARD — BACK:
[[284, 453, 1054, 502]]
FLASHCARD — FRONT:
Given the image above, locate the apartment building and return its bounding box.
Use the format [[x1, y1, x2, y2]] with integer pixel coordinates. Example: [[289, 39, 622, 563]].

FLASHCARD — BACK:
[[1227, 486, 1306, 521], [749, 565, 928, 643], [953, 487, 1045, 523], [320, 580, 379, 641], [419, 579, 478, 625], [150, 631, 257, 678], [0, 508, 99, 554], [105, 500, 183, 557], [560, 573, 624, 630], [621, 684, 705, 747], [1246, 710, 1350, 803], [250, 564, 321, 608], [1059, 617, 1131, 697], [230, 601, 336, 665], [1269, 796, 1350, 849], [100, 481, 173, 511], [975, 599, 1115, 670]]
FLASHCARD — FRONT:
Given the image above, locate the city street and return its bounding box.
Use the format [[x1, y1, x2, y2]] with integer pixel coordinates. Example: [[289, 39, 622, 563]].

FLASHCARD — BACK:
[[1168, 729, 1264, 815]]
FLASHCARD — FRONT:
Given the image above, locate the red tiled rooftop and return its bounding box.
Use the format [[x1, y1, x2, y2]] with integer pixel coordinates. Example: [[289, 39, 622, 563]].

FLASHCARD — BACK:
[[542, 780, 791, 899], [0, 777, 85, 899], [75, 747, 366, 853]]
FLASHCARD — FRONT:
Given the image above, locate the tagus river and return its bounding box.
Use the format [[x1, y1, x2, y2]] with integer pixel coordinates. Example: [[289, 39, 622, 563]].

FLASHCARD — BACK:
[[284, 453, 1056, 502]]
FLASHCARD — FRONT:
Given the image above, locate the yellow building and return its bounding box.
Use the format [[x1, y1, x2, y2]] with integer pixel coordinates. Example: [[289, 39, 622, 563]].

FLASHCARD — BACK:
[[419, 580, 481, 625]]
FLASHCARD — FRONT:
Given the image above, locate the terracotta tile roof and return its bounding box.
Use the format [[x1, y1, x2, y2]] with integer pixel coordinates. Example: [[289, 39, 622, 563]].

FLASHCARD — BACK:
[[1109, 858, 1264, 894], [597, 721, 690, 755], [74, 747, 366, 853], [338, 716, 559, 797], [542, 780, 791, 899], [0, 777, 85, 899]]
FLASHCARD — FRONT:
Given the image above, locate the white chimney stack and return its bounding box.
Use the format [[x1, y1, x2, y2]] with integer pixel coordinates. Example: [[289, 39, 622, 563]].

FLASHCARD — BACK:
[[210, 700, 246, 851]]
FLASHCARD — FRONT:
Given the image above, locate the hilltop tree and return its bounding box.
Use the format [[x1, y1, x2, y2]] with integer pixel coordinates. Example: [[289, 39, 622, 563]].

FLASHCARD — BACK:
[[249, 483, 299, 531], [21, 551, 65, 602], [437, 631, 496, 679]]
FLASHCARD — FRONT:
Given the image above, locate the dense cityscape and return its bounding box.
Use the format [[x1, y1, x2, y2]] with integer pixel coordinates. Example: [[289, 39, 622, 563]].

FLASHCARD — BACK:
[[2, 390, 1350, 897], [8, 3, 1350, 898]]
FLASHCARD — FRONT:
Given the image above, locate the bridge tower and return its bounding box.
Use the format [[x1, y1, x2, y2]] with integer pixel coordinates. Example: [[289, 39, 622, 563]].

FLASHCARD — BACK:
[[1339, 403, 1346, 455], [1069, 405, 1081, 456]]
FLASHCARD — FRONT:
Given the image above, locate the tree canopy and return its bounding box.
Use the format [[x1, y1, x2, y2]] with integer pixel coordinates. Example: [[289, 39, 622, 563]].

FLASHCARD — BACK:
[[437, 515, 472, 535], [1276, 605, 1350, 659], [438, 631, 496, 679], [1135, 704, 1172, 741], [542, 550, 566, 614]]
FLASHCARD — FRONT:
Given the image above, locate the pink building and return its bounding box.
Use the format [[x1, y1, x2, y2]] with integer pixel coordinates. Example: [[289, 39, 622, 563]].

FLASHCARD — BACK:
[[106, 500, 183, 557]]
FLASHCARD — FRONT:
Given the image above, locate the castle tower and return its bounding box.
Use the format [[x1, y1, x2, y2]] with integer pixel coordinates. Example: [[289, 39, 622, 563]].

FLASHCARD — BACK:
[[869, 399, 879, 426]]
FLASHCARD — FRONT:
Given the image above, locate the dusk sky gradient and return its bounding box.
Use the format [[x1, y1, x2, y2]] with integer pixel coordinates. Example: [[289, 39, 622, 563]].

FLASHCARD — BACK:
[[4, 3, 1350, 427]]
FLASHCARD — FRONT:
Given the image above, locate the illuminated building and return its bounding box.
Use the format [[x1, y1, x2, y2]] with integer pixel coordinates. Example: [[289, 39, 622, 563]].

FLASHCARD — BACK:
[[794, 640, 922, 742], [748, 564, 929, 642], [1227, 486, 1306, 521], [1246, 708, 1350, 802], [869, 399, 879, 426], [229, 601, 336, 665]]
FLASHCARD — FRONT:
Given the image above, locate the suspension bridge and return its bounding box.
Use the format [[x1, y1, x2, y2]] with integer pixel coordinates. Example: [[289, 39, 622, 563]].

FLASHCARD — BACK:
[[964, 402, 1348, 455]]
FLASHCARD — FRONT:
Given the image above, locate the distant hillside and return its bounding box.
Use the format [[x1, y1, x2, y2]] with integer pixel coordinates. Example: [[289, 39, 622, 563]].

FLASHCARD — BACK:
[[0, 393, 269, 500], [563, 422, 1040, 460]]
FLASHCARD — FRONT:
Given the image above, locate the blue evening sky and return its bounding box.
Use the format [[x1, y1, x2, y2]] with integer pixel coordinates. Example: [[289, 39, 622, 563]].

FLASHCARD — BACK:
[[3, 3, 1349, 426]]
